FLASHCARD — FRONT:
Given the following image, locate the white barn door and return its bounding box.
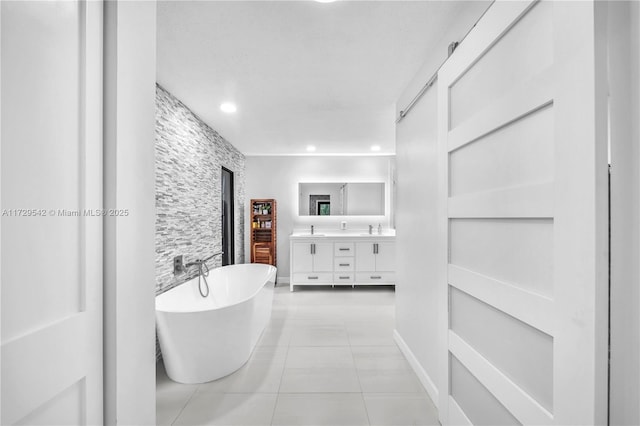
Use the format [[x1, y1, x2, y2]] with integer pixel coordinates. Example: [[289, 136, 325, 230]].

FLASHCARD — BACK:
[[437, 1, 608, 424], [1, 1, 103, 424]]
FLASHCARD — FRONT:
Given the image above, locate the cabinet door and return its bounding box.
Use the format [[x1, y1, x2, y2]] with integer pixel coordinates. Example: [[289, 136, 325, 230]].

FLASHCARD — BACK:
[[313, 242, 334, 272], [375, 242, 396, 272], [355, 242, 376, 271], [292, 242, 314, 272]]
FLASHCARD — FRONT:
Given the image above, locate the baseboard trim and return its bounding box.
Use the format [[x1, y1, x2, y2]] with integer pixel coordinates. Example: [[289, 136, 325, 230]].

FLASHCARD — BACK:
[[393, 329, 439, 406], [277, 276, 290, 285]]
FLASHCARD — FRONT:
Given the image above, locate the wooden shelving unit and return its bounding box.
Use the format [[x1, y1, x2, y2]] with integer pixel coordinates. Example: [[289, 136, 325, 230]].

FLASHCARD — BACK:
[[250, 199, 277, 267]]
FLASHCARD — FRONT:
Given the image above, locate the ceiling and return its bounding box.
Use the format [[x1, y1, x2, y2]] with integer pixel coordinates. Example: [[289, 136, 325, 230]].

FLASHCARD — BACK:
[[157, 1, 483, 156]]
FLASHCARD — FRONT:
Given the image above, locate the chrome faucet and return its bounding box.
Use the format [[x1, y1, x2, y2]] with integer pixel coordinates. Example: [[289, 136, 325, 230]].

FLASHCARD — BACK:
[[311, 225, 314, 235], [368, 225, 373, 234], [185, 251, 224, 268], [183, 252, 223, 298]]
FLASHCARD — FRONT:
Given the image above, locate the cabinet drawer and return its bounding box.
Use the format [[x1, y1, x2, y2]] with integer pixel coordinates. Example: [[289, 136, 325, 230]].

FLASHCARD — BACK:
[[334, 258, 355, 271], [334, 243, 355, 256], [355, 272, 396, 284], [333, 273, 355, 283], [292, 273, 333, 284]]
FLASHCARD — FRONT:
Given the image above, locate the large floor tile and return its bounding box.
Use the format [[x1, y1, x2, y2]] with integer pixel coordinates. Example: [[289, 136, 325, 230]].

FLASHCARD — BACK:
[[357, 369, 425, 393], [364, 393, 439, 426], [157, 284, 436, 425], [198, 362, 285, 394], [156, 386, 199, 426], [288, 287, 358, 306], [270, 302, 298, 314], [289, 324, 350, 346], [256, 327, 293, 347], [290, 317, 347, 328], [337, 287, 396, 306], [341, 304, 395, 319], [263, 317, 295, 330], [249, 345, 289, 365], [279, 368, 361, 393], [292, 306, 351, 321], [194, 346, 286, 394], [172, 392, 277, 426], [351, 346, 412, 371], [285, 346, 355, 369], [272, 393, 370, 426], [347, 325, 396, 346]]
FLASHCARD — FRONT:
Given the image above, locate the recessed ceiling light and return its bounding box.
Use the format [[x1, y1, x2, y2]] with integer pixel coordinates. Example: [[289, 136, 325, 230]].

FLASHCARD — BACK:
[[220, 102, 237, 113], [306, 145, 316, 152], [371, 145, 381, 152], [315, 0, 337, 3]]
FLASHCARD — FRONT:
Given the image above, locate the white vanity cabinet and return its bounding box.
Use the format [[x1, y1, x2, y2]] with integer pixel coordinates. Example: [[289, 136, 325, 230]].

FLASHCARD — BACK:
[[291, 241, 334, 286], [290, 233, 396, 291], [333, 241, 355, 285], [355, 241, 396, 284]]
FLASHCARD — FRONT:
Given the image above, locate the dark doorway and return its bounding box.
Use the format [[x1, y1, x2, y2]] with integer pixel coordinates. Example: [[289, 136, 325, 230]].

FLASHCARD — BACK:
[[221, 167, 234, 266]]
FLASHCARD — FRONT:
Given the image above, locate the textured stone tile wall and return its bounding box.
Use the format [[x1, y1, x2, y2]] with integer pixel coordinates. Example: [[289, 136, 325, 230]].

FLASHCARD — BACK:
[[155, 84, 245, 361], [155, 84, 245, 295]]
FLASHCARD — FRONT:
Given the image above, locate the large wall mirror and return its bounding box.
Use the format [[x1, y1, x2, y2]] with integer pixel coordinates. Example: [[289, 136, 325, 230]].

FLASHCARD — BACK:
[[298, 182, 385, 216]]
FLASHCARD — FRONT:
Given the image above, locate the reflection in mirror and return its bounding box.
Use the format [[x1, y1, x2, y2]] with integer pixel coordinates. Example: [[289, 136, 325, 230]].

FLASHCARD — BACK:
[[299, 182, 385, 216]]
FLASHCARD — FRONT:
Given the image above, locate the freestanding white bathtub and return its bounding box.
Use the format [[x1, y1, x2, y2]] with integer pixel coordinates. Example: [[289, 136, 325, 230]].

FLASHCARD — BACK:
[[156, 263, 277, 384]]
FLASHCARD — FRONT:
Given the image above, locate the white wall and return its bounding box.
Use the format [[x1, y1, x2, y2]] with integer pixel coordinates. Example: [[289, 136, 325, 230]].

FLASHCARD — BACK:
[[394, 77, 440, 402], [393, 0, 492, 405], [245, 155, 394, 281], [609, 1, 640, 424], [104, 1, 157, 424]]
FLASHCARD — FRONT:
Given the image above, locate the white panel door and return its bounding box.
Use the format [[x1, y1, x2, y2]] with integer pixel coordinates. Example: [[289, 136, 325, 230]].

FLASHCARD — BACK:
[[437, 1, 608, 425], [1, 1, 103, 424]]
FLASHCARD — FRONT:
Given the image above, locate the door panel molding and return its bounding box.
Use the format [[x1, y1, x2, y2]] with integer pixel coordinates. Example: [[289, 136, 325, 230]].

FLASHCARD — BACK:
[[450, 331, 553, 425], [448, 265, 554, 336], [1, 1, 103, 423], [438, 1, 608, 424], [448, 69, 553, 152]]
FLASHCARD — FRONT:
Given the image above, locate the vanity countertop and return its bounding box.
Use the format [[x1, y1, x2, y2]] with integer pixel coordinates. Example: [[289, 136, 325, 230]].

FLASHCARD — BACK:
[[290, 229, 396, 239]]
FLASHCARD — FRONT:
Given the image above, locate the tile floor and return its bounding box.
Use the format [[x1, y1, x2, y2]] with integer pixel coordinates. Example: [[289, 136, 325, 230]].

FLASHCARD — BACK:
[[156, 284, 439, 426]]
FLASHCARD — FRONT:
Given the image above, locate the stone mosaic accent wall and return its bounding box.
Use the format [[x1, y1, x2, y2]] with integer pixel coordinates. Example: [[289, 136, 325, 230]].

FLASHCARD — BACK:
[[155, 84, 245, 296]]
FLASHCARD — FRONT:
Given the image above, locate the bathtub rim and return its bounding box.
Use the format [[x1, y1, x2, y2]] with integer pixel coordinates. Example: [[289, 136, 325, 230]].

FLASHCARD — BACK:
[[155, 263, 277, 314]]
